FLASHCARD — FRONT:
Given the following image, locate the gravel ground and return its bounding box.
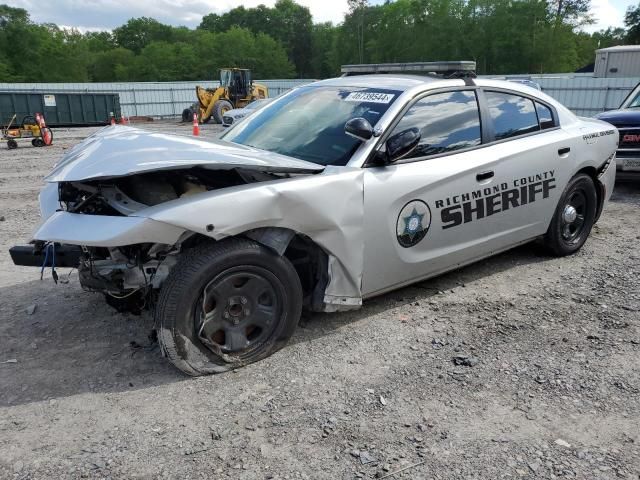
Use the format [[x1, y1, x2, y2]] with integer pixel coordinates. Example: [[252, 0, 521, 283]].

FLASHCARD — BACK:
[[0, 122, 638, 480]]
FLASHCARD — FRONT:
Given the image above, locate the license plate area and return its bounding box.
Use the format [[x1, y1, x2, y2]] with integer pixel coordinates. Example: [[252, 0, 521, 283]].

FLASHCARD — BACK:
[[622, 158, 640, 170]]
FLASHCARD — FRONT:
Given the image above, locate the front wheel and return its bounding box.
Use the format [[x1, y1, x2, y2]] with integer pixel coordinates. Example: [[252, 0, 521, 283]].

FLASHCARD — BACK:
[[543, 173, 597, 256], [212, 100, 233, 124], [156, 239, 302, 375]]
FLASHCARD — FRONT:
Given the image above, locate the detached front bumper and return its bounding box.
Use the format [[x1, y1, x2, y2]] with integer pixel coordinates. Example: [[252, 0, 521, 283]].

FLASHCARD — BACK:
[[10, 244, 82, 268], [10, 211, 186, 271]]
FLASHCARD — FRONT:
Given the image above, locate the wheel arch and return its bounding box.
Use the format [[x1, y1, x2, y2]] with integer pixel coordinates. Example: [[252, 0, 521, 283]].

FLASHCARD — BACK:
[[574, 165, 605, 222], [177, 227, 331, 312], [241, 227, 329, 312]]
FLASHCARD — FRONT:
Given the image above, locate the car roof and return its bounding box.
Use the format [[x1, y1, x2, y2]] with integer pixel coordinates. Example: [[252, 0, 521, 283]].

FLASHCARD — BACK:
[[308, 74, 548, 96], [311, 74, 443, 91]]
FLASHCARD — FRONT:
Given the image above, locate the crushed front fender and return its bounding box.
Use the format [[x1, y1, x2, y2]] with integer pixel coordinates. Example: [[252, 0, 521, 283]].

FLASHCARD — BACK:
[[137, 166, 365, 309]]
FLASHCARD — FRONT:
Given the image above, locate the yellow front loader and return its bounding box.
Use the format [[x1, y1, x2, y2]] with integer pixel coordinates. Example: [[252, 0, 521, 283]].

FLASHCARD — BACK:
[[196, 68, 268, 124]]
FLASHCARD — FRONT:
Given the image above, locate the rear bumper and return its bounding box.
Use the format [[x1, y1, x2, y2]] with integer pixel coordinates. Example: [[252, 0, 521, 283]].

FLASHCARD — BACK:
[[10, 244, 82, 268]]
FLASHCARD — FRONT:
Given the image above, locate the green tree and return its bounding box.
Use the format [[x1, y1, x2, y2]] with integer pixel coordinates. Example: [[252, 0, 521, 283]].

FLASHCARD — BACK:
[[1, 0, 633, 84], [127, 41, 198, 81], [310, 22, 339, 78], [84, 31, 115, 52], [199, 1, 313, 77], [592, 27, 626, 48], [625, 2, 640, 43], [89, 47, 135, 81], [113, 17, 174, 54], [0, 4, 30, 80]]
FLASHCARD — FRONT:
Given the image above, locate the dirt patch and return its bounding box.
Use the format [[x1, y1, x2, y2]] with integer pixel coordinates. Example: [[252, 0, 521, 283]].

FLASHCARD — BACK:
[[0, 123, 638, 479]]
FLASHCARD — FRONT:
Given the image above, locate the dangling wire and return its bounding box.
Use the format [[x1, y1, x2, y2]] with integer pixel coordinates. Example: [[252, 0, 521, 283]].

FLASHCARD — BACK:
[[51, 243, 58, 284], [39, 243, 59, 283], [40, 243, 50, 280]]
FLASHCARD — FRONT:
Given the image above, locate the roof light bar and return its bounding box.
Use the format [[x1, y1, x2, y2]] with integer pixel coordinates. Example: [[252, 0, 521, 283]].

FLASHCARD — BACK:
[[341, 61, 476, 77]]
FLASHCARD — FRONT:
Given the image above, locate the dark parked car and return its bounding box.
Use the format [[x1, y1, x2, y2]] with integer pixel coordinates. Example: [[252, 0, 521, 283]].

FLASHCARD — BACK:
[[596, 82, 640, 179]]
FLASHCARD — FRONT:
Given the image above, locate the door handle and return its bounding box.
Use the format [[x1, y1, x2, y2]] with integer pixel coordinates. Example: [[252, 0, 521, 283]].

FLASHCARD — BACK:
[[476, 170, 494, 182], [558, 147, 571, 156]]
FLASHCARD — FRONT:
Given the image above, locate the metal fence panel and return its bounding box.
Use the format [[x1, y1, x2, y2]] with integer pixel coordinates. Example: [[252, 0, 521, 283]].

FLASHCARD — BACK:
[[2, 75, 639, 119], [0, 80, 314, 118]]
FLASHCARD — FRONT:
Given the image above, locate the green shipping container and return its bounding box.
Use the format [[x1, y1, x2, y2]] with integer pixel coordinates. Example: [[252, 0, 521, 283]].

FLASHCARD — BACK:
[[0, 91, 121, 127]]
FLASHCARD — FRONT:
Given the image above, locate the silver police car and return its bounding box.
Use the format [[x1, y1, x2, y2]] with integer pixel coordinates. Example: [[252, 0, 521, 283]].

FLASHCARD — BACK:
[[11, 62, 617, 375]]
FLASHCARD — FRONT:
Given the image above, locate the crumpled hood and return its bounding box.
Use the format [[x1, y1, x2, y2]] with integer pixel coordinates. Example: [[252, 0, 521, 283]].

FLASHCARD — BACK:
[[46, 125, 324, 182]]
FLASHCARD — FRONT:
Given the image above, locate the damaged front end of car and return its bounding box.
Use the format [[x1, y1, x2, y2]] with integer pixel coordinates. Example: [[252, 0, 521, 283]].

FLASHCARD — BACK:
[[11, 126, 365, 314]]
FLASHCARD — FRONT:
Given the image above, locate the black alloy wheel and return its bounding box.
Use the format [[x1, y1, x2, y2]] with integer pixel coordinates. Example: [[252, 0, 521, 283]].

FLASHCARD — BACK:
[[544, 173, 597, 256]]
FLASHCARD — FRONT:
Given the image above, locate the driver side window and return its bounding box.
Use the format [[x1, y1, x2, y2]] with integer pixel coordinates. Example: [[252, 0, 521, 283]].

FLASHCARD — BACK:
[[391, 90, 482, 160]]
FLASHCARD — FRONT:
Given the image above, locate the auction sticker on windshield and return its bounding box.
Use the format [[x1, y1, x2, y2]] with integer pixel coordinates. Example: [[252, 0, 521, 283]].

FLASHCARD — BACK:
[[344, 92, 395, 103]]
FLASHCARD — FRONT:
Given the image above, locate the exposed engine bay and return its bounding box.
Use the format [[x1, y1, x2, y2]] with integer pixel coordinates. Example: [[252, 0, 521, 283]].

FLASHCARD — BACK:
[[49, 167, 329, 314], [58, 167, 285, 217]]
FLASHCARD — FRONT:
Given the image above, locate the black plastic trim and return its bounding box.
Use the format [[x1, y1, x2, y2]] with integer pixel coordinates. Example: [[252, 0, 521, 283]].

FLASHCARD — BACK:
[[10, 244, 82, 268]]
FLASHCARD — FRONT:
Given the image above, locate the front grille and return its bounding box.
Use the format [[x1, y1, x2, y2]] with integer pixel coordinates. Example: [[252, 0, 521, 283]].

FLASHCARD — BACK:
[[616, 150, 640, 158], [617, 127, 640, 149]]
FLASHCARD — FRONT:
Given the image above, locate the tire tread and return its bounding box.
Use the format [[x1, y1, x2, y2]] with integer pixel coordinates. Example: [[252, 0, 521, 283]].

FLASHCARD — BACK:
[[156, 238, 301, 376]]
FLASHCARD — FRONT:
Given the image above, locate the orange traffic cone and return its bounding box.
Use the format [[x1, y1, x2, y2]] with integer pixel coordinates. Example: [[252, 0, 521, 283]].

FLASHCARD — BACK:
[[192, 113, 200, 136], [36, 113, 52, 146], [41, 116, 52, 146], [110, 112, 116, 126]]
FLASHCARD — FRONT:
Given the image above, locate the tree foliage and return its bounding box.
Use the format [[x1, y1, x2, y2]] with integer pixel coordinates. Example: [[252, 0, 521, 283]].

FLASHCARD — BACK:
[[199, 0, 313, 76], [0, 1, 635, 83], [626, 2, 640, 44]]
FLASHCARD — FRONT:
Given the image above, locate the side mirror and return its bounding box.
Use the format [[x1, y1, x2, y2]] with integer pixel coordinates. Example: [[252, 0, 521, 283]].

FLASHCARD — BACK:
[[345, 117, 374, 141], [386, 127, 421, 162]]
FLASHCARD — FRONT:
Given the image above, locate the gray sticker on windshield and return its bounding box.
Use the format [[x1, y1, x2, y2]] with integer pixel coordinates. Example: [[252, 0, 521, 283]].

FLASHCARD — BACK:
[[344, 92, 395, 104]]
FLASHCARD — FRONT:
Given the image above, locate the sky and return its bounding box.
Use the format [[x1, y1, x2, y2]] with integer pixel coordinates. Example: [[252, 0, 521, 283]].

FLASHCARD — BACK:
[[4, 0, 637, 33]]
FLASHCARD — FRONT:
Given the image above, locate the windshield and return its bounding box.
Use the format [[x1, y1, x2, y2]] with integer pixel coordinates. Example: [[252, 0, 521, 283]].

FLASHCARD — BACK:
[[245, 99, 269, 110], [220, 69, 231, 87], [628, 92, 640, 108], [222, 86, 401, 166]]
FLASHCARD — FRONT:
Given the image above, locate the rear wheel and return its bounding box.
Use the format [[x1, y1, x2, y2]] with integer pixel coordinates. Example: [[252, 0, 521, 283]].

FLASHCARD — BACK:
[[181, 108, 193, 123], [212, 100, 233, 124], [156, 239, 302, 375], [7, 139, 17, 149], [543, 173, 597, 256]]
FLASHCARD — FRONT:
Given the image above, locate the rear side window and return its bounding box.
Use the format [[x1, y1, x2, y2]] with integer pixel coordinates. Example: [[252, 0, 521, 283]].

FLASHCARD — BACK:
[[389, 90, 481, 159], [536, 102, 555, 129], [486, 91, 539, 140]]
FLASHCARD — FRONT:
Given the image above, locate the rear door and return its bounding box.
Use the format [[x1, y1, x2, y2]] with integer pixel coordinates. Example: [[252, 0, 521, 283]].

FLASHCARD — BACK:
[[478, 89, 570, 236]]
